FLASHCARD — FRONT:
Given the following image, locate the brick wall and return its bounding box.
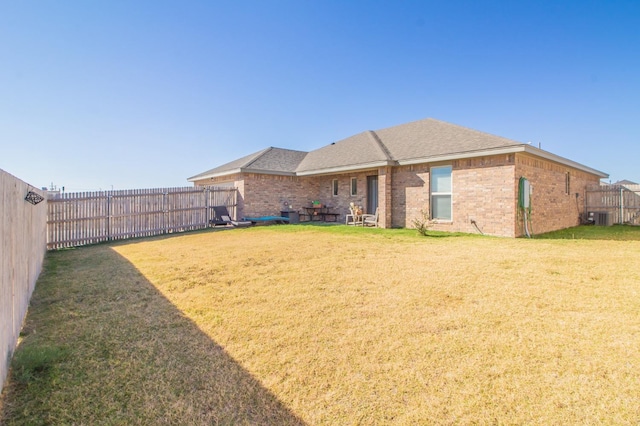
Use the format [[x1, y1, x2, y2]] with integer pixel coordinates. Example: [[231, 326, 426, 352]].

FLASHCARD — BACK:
[[193, 152, 602, 236], [391, 164, 430, 229], [242, 174, 317, 217], [451, 156, 516, 236], [391, 155, 517, 236], [310, 170, 376, 221], [514, 153, 601, 236], [194, 171, 376, 221]]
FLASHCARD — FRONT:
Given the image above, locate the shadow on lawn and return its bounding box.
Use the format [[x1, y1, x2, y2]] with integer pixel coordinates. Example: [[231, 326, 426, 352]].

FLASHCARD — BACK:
[[1, 245, 306, 425]]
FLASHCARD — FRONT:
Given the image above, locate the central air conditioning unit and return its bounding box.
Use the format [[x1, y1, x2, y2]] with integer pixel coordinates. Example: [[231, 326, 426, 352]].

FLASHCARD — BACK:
[[588, 211, 612, 226]]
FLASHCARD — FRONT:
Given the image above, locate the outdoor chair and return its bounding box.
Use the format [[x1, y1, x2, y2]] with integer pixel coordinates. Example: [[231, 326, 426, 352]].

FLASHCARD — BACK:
[[362, 207, 379, 227], [345, 206, 363, 226], [210, 206, 253, 227]]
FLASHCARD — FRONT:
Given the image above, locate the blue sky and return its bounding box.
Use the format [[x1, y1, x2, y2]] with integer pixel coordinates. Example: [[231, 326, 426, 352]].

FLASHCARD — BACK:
[[1, 1, 638, 191]]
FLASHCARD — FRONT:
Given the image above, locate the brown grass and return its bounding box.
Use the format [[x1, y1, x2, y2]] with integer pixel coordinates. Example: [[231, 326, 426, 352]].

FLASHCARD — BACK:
[[2, 225, 640, 424]]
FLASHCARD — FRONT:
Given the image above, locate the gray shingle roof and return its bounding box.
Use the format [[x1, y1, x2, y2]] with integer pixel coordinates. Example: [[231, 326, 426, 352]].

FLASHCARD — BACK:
[[188, 118, 607, 181], [295, 131, 393, 174], [375, 118, 522, 162], [188, 147, 307, 181]]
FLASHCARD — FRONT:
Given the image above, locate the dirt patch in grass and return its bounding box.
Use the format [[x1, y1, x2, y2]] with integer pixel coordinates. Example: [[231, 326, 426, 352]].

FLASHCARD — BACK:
[[2, 226, 640, 424]]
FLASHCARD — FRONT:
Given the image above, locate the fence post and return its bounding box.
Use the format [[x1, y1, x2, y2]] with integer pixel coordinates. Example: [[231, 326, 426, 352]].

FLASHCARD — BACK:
[[620, 186, 624, 224], [204, 187, 210, 226], [163, 192, 168, 234], [107, 193, 112, 242]]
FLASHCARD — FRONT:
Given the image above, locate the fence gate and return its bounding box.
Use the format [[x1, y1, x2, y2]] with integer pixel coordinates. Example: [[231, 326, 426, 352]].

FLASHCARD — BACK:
[[47, 186, 237, 249], [585, 184, 640, 225]]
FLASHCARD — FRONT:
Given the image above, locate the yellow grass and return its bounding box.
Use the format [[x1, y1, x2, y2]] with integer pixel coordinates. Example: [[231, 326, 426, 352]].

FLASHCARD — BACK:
[[3, 226, 640, 424]]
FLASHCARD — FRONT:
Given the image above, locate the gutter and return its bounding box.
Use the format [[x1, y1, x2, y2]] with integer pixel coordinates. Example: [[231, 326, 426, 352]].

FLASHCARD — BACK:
[[295, 160, 396, 176], [398, 145, 608, 178], [189, 145, 608, 181], [187, 167, 298, 182]]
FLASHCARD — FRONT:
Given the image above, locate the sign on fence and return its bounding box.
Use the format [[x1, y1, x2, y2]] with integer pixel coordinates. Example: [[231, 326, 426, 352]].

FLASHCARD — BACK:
[[47, 186, 237, 249]]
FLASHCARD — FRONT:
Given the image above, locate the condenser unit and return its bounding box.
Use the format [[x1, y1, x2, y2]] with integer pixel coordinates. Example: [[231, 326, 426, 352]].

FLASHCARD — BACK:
[[588, 211, 612, 226]]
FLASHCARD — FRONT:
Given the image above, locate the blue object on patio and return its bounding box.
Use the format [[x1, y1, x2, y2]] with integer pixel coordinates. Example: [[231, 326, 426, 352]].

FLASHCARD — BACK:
[[242, 216, 290, 225]]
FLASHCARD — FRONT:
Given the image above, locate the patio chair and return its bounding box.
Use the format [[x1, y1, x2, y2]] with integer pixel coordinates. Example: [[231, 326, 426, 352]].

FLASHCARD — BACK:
[[345, 206, 363, 226], [210, 206, 253, 227], [362, 207, 379, 227]]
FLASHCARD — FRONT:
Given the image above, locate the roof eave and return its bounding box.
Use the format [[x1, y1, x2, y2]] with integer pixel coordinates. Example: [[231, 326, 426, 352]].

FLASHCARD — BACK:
[[296, 160, 395, 176], [243, 168, 297, 176], [187, 168, 243, 182], [521, 145, 608, 178], [397, 145, 608, 178], [188, 167, 299, 182]]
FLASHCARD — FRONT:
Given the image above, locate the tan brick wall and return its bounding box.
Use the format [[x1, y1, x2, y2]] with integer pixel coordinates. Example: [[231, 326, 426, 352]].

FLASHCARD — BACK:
[[391, 155, 517, 236], [193, 152, 602, 236], [313, 171, 377, 221], [391, 164, 430, 229], [451, 156, 516, 237], [514, 153, 601, 236], [378, 167, 392, 228], [194, 171, 376, 221], [240, 174, 317, 218]]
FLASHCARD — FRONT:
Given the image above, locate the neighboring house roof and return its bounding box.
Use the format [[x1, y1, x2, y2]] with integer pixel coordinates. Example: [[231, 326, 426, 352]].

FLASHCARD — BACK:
[[613, 179, 638, 185], [188, 118, 608, 181], [187, 147, 308, 181]]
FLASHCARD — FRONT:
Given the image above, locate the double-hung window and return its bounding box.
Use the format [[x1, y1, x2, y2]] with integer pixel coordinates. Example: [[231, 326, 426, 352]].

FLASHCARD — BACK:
[[430, 165, 452, 221]]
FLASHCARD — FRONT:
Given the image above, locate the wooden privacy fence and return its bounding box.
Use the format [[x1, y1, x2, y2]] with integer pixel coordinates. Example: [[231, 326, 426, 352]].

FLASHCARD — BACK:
[[1, 169, 47, 391], [586, 184, 640, 225], [47, 186, 237, 249]]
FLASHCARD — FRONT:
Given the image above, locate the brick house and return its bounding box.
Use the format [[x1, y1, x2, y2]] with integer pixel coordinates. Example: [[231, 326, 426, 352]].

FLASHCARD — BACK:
[[188, 118, 607, 237]]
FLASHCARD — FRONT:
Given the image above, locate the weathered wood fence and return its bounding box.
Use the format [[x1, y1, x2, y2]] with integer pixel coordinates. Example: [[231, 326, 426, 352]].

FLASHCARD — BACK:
[[1, 169, 47, 391], [586, 184, 640, 225], [47, 186, 238, 249]]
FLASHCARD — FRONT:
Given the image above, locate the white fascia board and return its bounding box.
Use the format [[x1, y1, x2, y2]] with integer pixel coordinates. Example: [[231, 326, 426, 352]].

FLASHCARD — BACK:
[[242, 168, 297, 176], [521, 145, 609, 178], [188, 167, 298, 182], [397, 145, 608, 178], [296, 161, 394, 176], [187, 168, 243, 182]]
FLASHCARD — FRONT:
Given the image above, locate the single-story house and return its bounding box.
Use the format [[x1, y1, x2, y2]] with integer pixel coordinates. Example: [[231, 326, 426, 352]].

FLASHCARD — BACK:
[[188, 118, 608, 237]]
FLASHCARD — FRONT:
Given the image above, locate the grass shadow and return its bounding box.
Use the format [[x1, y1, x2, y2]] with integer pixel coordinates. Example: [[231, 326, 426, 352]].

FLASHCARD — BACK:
[[1, 245, 306, 425]]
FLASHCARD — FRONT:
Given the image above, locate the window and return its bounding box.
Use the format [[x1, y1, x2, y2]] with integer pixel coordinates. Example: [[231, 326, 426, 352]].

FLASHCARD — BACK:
[[350, 177, 357, 196], [430, 165, 452, 221], [332, 179, 338, 196], [565, 172, 571, 195]]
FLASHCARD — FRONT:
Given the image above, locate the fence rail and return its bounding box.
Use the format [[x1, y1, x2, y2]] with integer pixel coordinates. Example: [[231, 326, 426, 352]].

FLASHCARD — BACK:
[[586, 184, 640, 225], [47, 186, 237, 249]]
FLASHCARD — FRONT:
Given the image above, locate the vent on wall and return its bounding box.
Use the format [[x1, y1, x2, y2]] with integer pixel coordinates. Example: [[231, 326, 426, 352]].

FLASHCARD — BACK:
[[588, 211, 612, 226]]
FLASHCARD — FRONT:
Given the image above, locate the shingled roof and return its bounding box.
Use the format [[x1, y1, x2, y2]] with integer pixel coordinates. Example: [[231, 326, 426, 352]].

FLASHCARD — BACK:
[[295, 130, 393, 175], [188, 118, 607, 181], [295, 118, 525, 175], [375, 118, 521, 162], [187, 147, 307, 181]]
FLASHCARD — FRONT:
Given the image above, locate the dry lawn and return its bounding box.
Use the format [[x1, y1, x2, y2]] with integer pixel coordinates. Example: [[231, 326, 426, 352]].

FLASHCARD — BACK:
[[2, 225, 640, 425]]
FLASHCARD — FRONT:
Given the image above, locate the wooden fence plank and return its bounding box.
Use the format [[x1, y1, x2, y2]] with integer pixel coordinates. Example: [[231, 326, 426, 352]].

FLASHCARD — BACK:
[[46, 186, 237, 249], [586, 184, 640, 225]]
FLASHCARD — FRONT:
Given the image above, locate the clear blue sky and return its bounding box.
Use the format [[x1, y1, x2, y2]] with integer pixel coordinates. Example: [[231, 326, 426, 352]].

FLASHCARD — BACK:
[[2, 1, 638, 191]]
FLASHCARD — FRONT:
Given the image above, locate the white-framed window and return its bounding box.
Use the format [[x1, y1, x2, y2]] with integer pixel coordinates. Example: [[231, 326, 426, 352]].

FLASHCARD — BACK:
[[430, 165, 452, 221], [332, 179, 338, 196], [350, 177, 357, 196]]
